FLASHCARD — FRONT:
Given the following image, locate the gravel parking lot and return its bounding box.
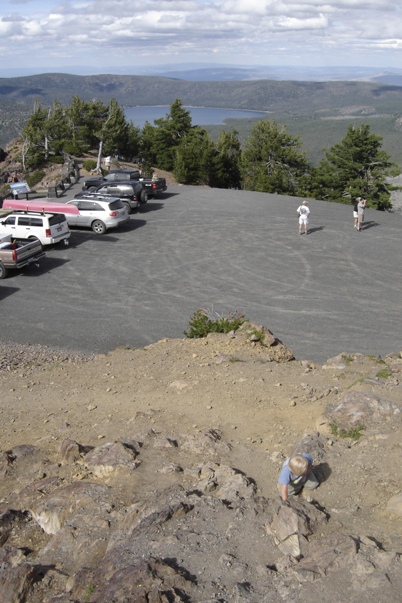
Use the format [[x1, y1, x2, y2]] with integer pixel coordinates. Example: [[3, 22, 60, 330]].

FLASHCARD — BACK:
[[1, 180, 401, 363]]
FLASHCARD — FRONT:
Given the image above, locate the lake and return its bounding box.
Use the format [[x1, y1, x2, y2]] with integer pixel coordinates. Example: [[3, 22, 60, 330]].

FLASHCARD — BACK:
[[124, 106, 267, 128]]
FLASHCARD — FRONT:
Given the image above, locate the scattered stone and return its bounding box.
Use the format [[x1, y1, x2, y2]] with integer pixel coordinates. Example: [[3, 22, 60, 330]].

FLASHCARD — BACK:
[[386, 493, 402, 516]]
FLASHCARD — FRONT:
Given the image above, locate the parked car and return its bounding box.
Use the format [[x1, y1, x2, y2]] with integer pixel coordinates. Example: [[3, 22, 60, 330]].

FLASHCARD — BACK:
[[138, 176, 167, 198], [66, 197, 129, 234], [0, 233, 45, 279], [0, 210, 70, 246], [93, 182, 149, 206], [82, 171, 166, 200], [74, 189, 140, 214], [82, 169, 141, 191]]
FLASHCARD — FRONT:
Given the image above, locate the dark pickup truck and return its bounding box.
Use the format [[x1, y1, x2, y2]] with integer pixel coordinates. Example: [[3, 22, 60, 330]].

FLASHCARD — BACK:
[[0, 233, 45, 279], [82, 169, 167, 199]]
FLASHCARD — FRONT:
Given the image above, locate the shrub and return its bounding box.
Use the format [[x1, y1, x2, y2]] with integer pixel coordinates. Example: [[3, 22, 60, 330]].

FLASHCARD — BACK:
[[376, 368, 392, 379], [330, 422, 365, 440], [184, 308, 246, 338], [82, 159, 97, 172], [49, 155, 64, 165], [25, 170, 46, 189]]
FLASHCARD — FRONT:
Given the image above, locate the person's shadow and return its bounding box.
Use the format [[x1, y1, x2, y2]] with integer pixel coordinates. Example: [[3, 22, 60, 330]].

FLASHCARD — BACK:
[[308, 226, 325, 234], [362, 221, 379, 230], [314, 462, 331, 483]]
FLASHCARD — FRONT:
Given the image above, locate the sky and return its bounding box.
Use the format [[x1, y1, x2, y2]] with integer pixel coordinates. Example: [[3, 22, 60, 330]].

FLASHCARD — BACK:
[[0, 0, 402, 76]]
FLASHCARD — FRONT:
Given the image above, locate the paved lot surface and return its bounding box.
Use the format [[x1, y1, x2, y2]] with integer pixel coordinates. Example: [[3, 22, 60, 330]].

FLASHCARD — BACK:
[[1, 179, 401, 363]]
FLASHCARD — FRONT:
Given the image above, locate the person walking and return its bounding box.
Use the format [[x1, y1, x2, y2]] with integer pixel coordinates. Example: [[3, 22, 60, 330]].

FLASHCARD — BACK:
[[297, 200, 310, 235], [353, 198, 360, 229], [356, 197, 366, 231]]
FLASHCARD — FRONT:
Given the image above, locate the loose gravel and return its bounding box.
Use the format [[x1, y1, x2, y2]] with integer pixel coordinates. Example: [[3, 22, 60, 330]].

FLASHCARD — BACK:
[[0, 341, 94, 372]]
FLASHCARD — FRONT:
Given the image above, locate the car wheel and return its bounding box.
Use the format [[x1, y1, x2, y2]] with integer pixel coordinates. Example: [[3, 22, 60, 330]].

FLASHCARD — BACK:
[[0, 261, 8, 279], [140, 190, 148, 204], [124, 202, 131, 215], [92, 220, 106, 235], [88, 187, 97, 193]]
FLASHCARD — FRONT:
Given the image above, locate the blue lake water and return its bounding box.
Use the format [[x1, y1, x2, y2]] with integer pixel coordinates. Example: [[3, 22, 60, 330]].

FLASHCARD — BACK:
[[124, 106, 267, 128]]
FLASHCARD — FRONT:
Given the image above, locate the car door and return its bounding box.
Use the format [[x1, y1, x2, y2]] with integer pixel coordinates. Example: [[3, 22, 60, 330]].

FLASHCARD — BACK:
[[0, 215, 17, 237], [66, 201, 80, 226], [75, 200, 97, 227], [16, 215, 33, 239]]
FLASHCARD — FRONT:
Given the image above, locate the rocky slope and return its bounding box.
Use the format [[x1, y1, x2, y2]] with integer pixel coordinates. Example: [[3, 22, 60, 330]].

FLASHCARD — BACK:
[[1, 324, 402, 602]]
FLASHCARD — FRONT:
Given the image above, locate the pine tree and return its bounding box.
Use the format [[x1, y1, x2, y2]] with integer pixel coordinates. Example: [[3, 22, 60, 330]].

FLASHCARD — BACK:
[[153, 100, 193, 171], [173, 128, 216, 185], [241, 120, 308, 195], [312, 124, 393, 210], [22, 102, 49, 167], [212, 130, 241, 189]]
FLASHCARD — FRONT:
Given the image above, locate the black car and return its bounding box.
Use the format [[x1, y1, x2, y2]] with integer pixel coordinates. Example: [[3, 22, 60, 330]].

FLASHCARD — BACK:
[[82, 169, 142, 191]]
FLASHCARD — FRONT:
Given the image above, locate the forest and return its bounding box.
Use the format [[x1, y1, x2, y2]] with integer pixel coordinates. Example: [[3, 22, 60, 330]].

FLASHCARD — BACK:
[[18, 96, 395, 210]]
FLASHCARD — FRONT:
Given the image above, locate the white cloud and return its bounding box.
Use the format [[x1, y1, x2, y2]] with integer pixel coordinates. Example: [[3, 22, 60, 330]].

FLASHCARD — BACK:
[[0, 0, 401, 72]]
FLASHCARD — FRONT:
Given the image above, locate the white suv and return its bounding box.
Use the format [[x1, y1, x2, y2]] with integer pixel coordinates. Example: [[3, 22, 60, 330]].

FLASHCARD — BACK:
[[0, 211, 70, 246]]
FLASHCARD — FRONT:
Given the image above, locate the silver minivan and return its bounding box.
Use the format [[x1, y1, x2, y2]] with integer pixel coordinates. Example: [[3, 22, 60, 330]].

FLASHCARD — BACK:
[[0, 211, 70, 246], [66, 197, 129, 234]]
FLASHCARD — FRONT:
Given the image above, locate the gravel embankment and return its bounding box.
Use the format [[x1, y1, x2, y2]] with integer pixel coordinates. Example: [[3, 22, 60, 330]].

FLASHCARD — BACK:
[[0, 342, 94, 372]]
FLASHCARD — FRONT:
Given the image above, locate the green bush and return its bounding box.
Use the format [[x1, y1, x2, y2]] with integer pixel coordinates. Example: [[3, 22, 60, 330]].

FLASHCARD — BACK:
[[49, 155, 64, 165], [330, 422, 365, 440], [25, 170, 46, 189], [82, 159, 97, 172], [376, 368, 392, 379], [184, 309, 246, 338]]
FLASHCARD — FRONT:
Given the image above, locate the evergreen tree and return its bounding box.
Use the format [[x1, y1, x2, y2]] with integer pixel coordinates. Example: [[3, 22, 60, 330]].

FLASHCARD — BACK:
[[22, 102, 49, 166], [67, 96, 93, 155], [153, 99, 193, 170], [101, 98, 129, 157], [241, 120, 308, 195], [312, 124, 392, 210], [45, 101, 69, 156], [139, 121, 157, 176], [173, 128, 216, 185], [212, 129, 241, 189], [124, 121, 141, 162]]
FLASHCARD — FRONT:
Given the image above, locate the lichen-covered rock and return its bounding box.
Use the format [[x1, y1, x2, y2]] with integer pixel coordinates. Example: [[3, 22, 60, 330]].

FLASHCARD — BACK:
[[30, 481, 109, 534], [323, 390, 397, 429], [83, 441, 140, 478]]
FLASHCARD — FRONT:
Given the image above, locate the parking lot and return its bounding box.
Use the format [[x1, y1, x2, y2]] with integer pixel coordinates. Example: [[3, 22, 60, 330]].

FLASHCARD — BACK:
[[1, 178, 401, 363]]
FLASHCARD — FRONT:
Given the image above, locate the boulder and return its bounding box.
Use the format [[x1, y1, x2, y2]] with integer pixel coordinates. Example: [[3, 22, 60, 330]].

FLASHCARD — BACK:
[[0, 546, 40, 603], [30, 481, 109, 534], [267, 498, 327, 558], [83, 441, 141, 478], [323, 390, 396, 429], [294, 533, 358, 581]]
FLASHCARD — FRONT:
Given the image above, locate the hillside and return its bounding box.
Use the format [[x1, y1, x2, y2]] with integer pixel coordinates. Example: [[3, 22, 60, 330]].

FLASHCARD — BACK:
[[1, 328, 402, 602], [1, 73, 402, 113], [1, 74, 402, 166]]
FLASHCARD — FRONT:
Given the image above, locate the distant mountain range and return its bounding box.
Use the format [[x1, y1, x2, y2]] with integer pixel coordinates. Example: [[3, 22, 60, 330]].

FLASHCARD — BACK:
[[1, 64, 402, 85], [1, 72, 402, 111]]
